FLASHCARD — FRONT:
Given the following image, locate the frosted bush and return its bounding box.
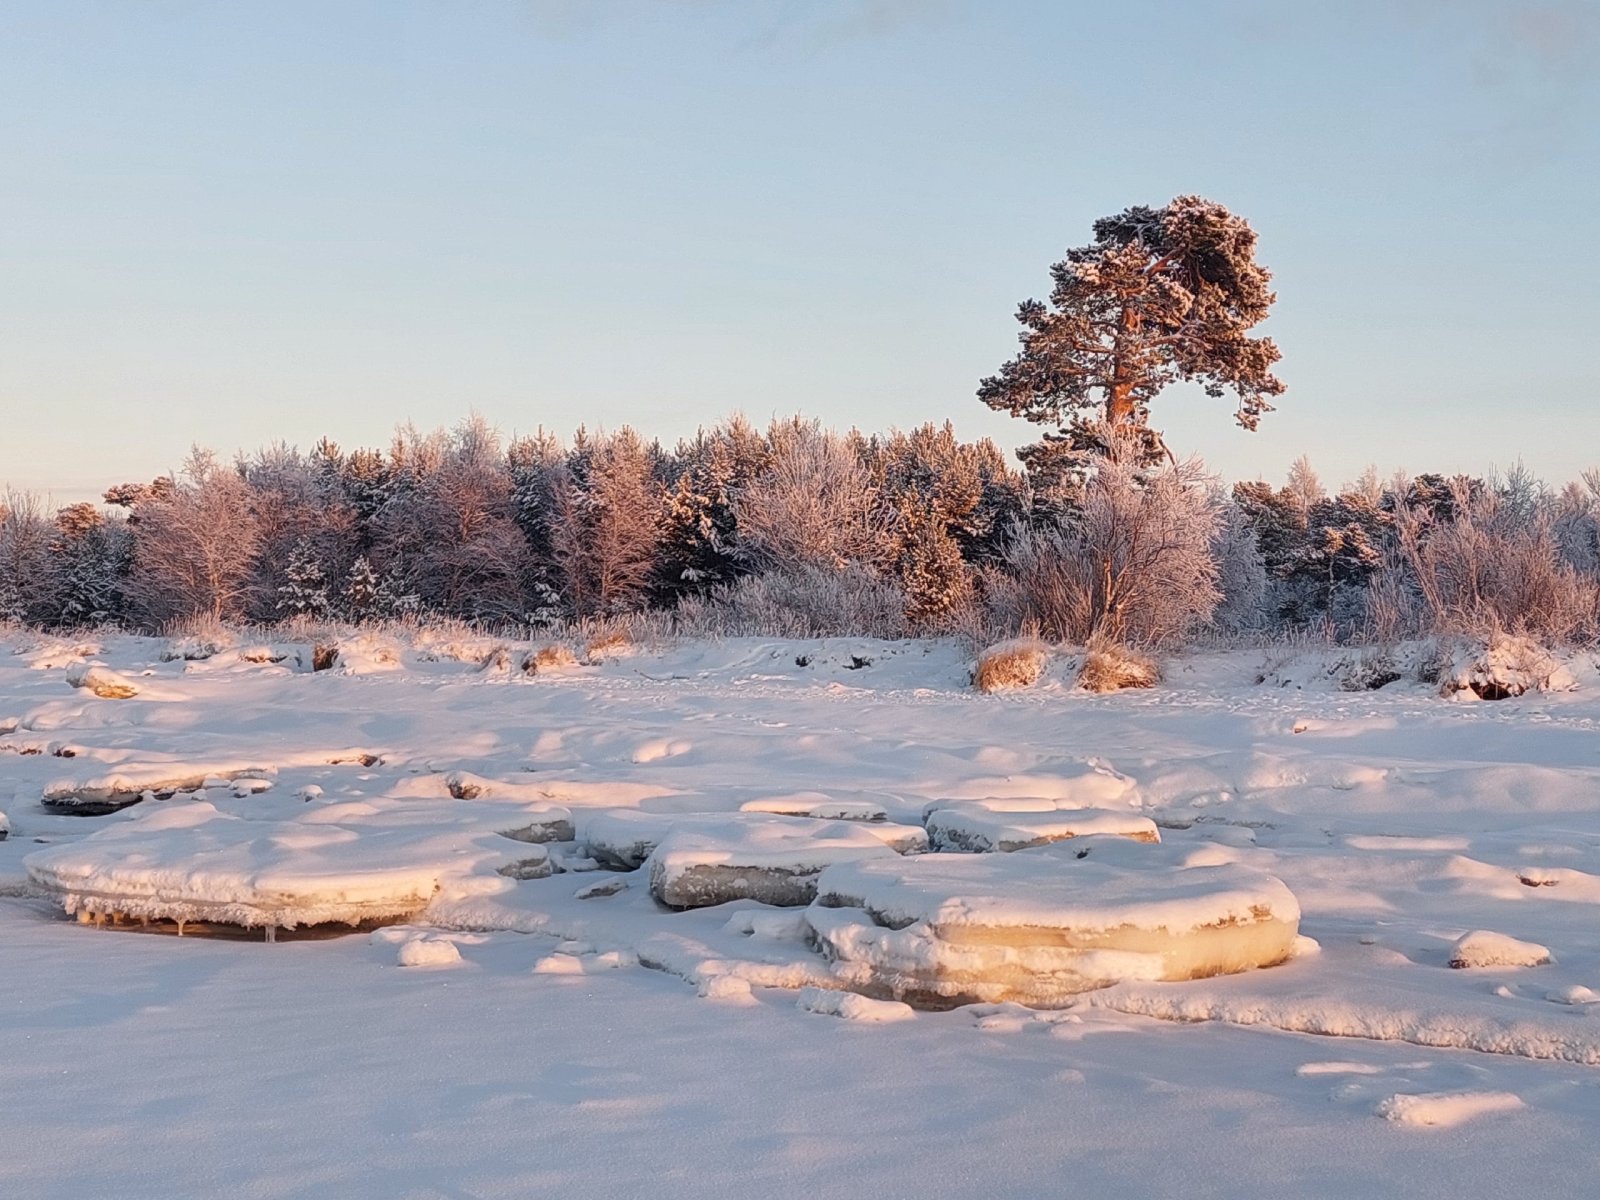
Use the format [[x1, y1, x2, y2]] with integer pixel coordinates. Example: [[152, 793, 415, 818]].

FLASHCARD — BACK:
[[674, 564, 909, 640], [993, 442, 1222, 647]]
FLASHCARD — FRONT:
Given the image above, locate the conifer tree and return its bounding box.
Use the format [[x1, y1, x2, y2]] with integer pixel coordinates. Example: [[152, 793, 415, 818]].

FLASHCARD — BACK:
[[276, 536, 333, 619], [980, 195, 1284, 478]]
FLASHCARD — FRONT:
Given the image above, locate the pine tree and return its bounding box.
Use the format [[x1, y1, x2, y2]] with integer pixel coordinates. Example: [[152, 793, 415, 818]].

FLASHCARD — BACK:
[[980, 195, 1284, 477]]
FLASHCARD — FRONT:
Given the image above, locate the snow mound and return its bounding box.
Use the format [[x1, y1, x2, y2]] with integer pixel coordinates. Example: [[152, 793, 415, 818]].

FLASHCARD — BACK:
[[397, 936, 462, 967], [796, 986, 916, 1023], [807, 841, 1300, 1008], [648, 816, 910, 909], [1375, 1091, 1524, 1129], [1448, 930, 1553, 969], [329, 635, 403, 676], [66, 666, 140, 699], [924, 804, 1160, 852], [1439, 635, 1574, 700], [925, 764, 1136, 811]]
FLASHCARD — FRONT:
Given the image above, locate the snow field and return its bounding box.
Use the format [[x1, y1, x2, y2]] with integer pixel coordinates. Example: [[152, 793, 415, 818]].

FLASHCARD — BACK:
[[10, 630, 1600, 1194]]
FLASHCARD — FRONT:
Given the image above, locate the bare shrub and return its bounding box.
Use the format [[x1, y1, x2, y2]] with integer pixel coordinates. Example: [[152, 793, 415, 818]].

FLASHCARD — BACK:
[[974, 639, 1048, 693], [585, 629, 632, 661], [1077, 639, 1159, 692], [995, 440, 1221, 647], [1395, 478, 1597, 644]]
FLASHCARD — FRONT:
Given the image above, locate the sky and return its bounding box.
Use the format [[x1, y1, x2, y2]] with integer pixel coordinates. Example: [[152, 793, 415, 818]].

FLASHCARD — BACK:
[[1, 0, 1596, 503]]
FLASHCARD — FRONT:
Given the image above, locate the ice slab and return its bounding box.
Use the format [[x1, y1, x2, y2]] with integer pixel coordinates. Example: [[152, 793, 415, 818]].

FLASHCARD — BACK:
[[646, 815, 915, 909], [924, 804, 1160, 852], [738, 793, 890, 822], [583, 808, 924, 871], [25, 795, 560, 930], [806, 841, 1300, 1008]]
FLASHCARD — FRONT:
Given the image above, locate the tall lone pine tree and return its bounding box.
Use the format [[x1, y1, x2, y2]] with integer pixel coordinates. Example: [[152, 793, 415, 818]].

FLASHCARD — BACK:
[[979, 195, 1285, 479]]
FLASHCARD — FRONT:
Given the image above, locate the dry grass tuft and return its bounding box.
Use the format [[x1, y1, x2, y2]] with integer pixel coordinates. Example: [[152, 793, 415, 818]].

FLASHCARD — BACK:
[[1077, 641, 1159, 693], [974, 639, 1049, 693], [524, 643, 579, 675], [584, 629, 632, 662]]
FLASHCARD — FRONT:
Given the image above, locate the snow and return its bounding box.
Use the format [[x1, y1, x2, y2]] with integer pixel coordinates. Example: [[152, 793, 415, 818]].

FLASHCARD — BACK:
[[796, 986, 916, 1022], [8, 631, 1600, 1194], [396, 934, 463, 967], [1448, 929, 1553, 969], [1374, 1090, 1525, 1128]]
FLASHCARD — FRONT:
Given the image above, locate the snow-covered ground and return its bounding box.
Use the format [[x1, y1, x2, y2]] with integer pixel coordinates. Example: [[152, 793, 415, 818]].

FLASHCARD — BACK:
[[6, 629, 1600, 1197]]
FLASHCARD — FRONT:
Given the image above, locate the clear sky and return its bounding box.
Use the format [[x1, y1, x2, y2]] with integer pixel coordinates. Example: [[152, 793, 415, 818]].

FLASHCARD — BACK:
[[1, 0, 1596, 503]]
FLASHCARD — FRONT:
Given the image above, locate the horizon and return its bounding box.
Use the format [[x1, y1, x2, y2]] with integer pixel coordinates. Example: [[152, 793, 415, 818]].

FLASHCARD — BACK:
[[3, 0, 1596, 502]]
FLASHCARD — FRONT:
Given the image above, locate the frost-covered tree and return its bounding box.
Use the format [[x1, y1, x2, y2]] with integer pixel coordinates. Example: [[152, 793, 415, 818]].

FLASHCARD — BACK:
[[979, 195, 1284, 478], [339, 554, 416, 621], [733, 420, 890, 574], [369, 418, 532, 621], [124, 450, 261, 626], [241, 442, 358, 621], [0, 491, 59, 624], [549, 427, 665, 617], [50, 503, 131, 628], [995, 433, 1222, 646], [866, 423, 1021, 625]]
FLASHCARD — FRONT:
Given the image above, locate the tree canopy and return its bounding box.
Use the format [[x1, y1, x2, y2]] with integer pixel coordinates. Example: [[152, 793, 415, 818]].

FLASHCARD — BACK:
[[979, 195, 1285, 474]]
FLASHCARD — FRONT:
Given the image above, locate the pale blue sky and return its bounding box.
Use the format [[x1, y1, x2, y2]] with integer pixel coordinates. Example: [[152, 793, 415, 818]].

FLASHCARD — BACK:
[[1, 0, 1596, 502]]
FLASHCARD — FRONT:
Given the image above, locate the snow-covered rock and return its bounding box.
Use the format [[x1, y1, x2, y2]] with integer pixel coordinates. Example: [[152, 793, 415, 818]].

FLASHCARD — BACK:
[[807, 841, 1300, 1008], [1448, 930, 1553, 969], [1439, 635, 1575, 701], [924, 804, 1160, 852], [397, 936, 462, 967], [796, 986, 915, 1023], [66, 666, 140, 699]]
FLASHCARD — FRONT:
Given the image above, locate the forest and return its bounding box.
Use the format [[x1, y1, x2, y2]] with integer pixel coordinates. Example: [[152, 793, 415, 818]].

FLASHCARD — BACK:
[[2, 411, 1598, 654]]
